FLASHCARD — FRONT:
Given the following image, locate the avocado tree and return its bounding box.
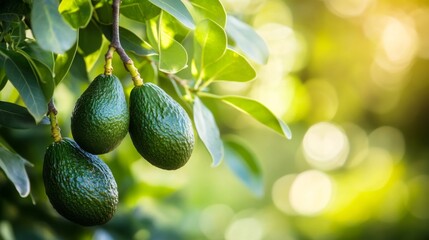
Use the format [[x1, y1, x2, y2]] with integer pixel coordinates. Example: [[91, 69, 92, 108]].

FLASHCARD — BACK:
[[0, 0, 291, 237]]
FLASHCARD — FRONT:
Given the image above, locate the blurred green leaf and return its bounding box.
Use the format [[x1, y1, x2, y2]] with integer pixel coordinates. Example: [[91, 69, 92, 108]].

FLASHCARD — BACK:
[[54, 40, 78, 84], [0, 64, 7, 91], [0, 145, 32, 197], [139, 60, 158, 84], [200, 93, 292, 139], [0, 48, 47, 122], [93, 1, 113, 25], [0, 13, 20, 23], [63, 52, 89, 83], [148, 0, 195, 29], [59, 0, 93, 29], [157, 12, 188, 73], [31, 0, 77, 54], [224, 137, 263, 197], [194, 19, 227, 76], [186, 0, 226, 27], [193, 96, 224, 167], [78, 20, 102, 56], [203, 48, 256, 82], [226, 16, 268, 64], [0, 101, 38, 129], [121, 0, 161, 21]]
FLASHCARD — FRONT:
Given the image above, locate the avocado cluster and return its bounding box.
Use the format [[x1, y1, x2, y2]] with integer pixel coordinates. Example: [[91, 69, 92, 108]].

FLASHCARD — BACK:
[[43, 74, 194, 226]]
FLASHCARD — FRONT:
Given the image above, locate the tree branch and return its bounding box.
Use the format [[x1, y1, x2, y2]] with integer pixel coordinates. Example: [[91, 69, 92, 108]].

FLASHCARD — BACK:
[[105, 0, 143, 86]]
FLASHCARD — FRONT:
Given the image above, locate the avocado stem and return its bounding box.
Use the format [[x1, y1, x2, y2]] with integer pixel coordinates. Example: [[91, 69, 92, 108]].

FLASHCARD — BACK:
[[104, 46, 115, 75], [107, 0, 144, 87], [48, 99, 62, 143]]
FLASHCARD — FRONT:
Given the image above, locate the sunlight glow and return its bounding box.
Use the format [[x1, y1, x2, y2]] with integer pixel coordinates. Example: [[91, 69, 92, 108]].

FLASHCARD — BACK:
[[289, 170, 333, 216], [325, 0, 373, 18], [272, 174, 296, 214], [200, 204, 235, 240], [225, 218, 264, 240], [303, 122, 349, 170]]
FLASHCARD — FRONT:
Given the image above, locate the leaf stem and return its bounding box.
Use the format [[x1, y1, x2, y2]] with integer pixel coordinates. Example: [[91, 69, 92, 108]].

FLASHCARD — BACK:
[[108, 0, 143, 86], [47, 99, 62, 143]]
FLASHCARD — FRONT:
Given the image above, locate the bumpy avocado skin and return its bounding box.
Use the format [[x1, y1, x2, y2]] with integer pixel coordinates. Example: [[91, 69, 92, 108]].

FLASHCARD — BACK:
[[43, 138, 118, 226], [71, 74, 129, 154], [129, 83, 195, 170]]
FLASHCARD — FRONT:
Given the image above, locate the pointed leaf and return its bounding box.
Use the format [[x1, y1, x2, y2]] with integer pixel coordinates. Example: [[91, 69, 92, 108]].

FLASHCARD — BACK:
[[158, 12, 188, 73], [149, 0, 195, 29], [54, 41, 78, 84], [193, 96, 224, 167], [194, 19, 227, 75], [121, 0, 161, 21], [226, 16, 269, 64], [22, 41, 54, 72], [31, 0, 77, 53], [0, 145, 32, 197], [224, 138, 263, 197], [78, 20, 102, 56], [186, 0, 226, 27], [0, 101, 38, 129], [200, 94, 292, 139], [203, 48, 256, 82], [59, 0, 93, 29], [0, 49, 47, 122]]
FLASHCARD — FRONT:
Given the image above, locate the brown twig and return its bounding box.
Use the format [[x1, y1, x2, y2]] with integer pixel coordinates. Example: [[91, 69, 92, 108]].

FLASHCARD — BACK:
[[106, 0, 143, 86]]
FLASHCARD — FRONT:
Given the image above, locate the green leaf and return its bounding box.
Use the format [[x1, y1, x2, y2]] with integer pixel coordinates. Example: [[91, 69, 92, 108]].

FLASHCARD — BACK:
[[78, 20, 102, 56], [193, 96, 224, 167], [121, 0, 161, 21], [200, 94, 292, 139], [194, 19, 227, 76], [226, 16, 269, 64], [93, 2, 113, 25], [149, 0, 195, 29], [0, 101, 37, 129], [22, 41, 54, 72], [158, 12, 188, 73], [203, 48, 256, 82], [185, 0, 226, 27], [54, 41, 78, 84], [31, 0, 77, 53], [101, 25, 156, 57], [62, 52, 89, 84], [224, 137, 263, 196], [0, 145, 32, 197], [0, 62, 7, 91], [0, 49, 48, 122], [139, 60, 158, 84], [19, 45, 55, 100], [59, 0, 93, 29]]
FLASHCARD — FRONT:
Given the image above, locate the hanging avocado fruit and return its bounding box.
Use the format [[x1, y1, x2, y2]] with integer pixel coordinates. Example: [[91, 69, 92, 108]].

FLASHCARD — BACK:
[[71, 74, 129, 154], [43, 138, 118, 226], [129, 83, 195, 170]]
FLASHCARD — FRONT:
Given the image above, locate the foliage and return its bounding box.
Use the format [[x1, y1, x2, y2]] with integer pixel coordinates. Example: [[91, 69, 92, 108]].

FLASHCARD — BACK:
[[0, 0, 291, 236]]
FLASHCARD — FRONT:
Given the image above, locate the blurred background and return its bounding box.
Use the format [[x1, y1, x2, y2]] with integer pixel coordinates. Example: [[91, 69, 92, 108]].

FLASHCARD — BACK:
[[1, 0, 429, 239]]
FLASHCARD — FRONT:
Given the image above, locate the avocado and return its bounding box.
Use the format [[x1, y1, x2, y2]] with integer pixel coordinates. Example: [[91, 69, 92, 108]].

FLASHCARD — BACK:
[[129, 83, 194, 170], [43, 138, 118, 226], [71, 74, 129, 154]]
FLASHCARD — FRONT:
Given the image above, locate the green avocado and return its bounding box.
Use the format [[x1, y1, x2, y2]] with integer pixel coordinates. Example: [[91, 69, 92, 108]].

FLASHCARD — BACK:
[[71, 74, 129, 154], [129, 83, 194, 170], [43, 138, 118, 226]]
